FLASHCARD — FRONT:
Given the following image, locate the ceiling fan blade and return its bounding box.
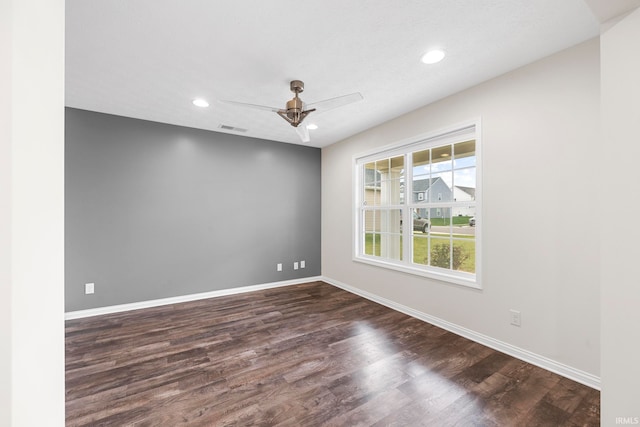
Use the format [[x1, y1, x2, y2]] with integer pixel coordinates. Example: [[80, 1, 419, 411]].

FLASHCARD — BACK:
[[295, 125, 310, 143], [219, 99, 280, 112], [307, 92, 363, 113]]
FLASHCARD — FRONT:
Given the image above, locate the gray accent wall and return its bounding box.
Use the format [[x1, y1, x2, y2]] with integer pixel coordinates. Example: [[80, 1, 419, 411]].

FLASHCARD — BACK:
[[65, 108, 320, 311]]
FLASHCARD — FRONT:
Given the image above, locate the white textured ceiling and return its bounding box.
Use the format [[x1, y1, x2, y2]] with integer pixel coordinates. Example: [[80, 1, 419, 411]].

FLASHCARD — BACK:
[[583, 0, 640, 22], [66, 0, 601, 148]]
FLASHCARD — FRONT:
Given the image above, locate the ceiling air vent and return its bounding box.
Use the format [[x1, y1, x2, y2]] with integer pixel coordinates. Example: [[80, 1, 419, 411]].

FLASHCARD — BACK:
[[219, 124, 248, 133]]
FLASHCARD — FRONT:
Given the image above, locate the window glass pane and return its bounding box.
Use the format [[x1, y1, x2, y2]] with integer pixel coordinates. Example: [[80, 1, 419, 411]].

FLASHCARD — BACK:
[[454, 140, 476, 168], [375, 158, 390, 176], [366, 188, 381, 206], [364, 162, 380, 207], [412, 149, 430, 205], [379, 181, 389, 206], [380, 232, 402, 261], [389, 156, 404, 205], [452, 207, 475, 237], [365, 233, 381, 256], [413, 178, 429, 204], [430, 207, 452, 229], [430, 172, 452, 203], [453, 239, 475, 273], [393, 178, 404, 205], [381, 178, 403, 206], [413, 234, 429, 265], [412, 149, 430, 176], [364, 210, 379, 233], [430, 237, 451, 269], [453, 167, 476, 196], [364, 162, 378, 186], [412, 150, 431, 179], [431, 145, 452, 172], [376, 159, 388, 206], [390, 156, 404, 176], [411, 207, 430, 234], [379, 209, 401, 233], [431, 145, 452, 203]]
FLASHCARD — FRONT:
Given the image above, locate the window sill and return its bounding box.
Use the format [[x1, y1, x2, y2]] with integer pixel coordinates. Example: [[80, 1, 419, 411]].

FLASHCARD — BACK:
[[353, 255, 481, 290]]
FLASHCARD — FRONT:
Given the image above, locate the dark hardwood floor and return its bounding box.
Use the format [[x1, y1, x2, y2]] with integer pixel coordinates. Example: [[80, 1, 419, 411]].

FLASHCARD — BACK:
[[66, 281, 599, 426]]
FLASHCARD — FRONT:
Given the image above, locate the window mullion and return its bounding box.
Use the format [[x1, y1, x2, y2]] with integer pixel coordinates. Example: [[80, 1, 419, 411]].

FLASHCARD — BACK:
[[404, 152, 413, 266]]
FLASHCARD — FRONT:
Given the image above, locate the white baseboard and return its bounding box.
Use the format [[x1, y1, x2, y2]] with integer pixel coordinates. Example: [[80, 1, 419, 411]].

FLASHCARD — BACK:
[[65, 276, 323, 320], [322, 276, 601, 390]]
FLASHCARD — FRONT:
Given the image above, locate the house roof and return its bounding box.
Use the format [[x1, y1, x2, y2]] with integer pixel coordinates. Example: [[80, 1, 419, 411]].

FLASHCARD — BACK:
[[455, 186, 476, 198], [413, 177, 445, 192]]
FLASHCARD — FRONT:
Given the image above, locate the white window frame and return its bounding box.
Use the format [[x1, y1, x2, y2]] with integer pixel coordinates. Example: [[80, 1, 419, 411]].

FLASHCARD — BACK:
[[353, 119, 482, 289]]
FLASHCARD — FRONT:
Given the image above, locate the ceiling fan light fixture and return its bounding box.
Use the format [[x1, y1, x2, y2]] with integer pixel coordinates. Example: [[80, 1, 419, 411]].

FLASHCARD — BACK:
[[192, 98, 210, 108], [421, 49, 446, 64], [306, 123, 318, 130]]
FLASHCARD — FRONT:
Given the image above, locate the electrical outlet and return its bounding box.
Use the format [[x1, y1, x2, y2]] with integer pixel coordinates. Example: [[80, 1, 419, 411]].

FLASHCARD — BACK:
[[85, 283, 95, 295], [277, 263, 282, 272], [510, 309, 521, 327], [294, 261, 299, 270], [300, 260, 305, 269]]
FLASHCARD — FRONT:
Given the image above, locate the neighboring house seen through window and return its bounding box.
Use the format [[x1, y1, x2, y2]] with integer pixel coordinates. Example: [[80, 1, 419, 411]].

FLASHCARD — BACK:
[[354, 121, 480, 288]]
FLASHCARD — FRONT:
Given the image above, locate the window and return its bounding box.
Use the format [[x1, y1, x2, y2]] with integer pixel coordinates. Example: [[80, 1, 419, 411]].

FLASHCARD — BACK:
[[354, 121, 480, 288]]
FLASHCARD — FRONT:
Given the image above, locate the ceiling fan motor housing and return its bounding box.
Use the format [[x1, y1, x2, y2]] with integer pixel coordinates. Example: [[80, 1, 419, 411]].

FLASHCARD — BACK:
[[286, 97, 304, 122]]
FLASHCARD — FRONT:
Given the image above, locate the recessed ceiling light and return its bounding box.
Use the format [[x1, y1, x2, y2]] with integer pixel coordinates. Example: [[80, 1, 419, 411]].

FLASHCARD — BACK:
[[421, 49, 446, 65], [192, 98, 209, 108], [306, 123, 318, 130]]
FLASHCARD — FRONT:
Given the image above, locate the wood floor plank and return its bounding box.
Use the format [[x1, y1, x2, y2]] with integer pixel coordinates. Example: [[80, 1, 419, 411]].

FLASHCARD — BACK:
[[65, 281, 599, 426], [564, 388, 601, 427]]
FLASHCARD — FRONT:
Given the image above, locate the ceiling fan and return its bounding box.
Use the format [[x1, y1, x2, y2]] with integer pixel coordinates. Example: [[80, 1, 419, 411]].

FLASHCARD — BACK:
[[221, 80, 363, 143]]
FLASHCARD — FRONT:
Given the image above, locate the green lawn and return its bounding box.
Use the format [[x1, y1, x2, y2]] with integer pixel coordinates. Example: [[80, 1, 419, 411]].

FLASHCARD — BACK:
[[429, 215, 473, 227], [364, 232, 475, 273]]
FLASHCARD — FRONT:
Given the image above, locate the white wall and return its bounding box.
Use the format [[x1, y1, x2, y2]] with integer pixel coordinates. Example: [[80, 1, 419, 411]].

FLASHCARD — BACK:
[[323, 39, 600, 380], [0, 0, 66, 426], [601, 6, 640, 424], [0, 0, 11, 421]]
